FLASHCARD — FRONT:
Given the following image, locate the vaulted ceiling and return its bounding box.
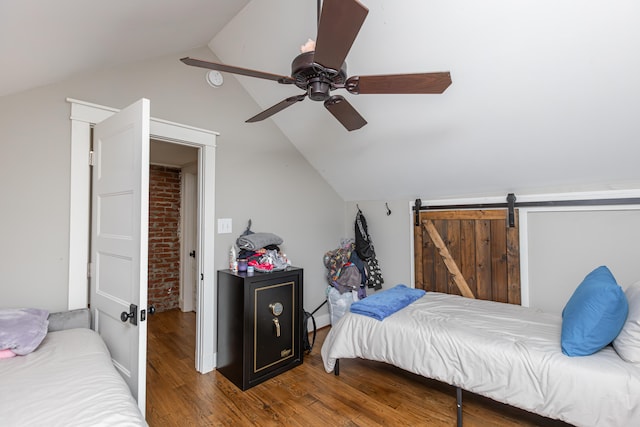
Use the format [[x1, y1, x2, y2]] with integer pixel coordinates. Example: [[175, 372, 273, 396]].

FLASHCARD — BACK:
[[0, 0, 249, 97], [3, 0, 640, 201]]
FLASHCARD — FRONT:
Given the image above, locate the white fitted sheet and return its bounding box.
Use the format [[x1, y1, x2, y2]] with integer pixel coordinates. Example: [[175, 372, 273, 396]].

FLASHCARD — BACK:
[[321, 292, 640, 427], [0, 328, 146, 426]]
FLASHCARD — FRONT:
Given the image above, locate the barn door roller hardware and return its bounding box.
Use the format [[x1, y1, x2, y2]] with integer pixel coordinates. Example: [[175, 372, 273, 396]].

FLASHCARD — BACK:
[[507, 193, 516, 227], [413, 193, 640, 228]]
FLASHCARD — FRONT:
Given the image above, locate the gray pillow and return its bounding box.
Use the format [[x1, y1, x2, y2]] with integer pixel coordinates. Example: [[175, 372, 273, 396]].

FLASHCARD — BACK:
[[47, 308, 91, 332]]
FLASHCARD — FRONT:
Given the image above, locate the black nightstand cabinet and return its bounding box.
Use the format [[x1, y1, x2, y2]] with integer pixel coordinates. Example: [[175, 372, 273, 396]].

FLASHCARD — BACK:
[[217, 267, 303, 390]]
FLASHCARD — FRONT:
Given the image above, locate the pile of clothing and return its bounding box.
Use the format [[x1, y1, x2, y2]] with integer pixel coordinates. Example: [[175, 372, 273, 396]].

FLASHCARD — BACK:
[[236, 223, 290, 272], [324, 239, 367, 299], [323, 209, 385, 325], [324, 209, 385, 296]]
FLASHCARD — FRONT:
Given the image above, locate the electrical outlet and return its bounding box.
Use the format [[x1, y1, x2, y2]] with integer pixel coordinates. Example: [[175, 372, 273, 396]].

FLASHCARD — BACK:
[[218, 218, 232, 234]]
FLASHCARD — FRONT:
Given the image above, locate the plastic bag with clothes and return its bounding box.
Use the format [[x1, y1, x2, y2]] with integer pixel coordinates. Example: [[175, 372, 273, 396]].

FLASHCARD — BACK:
[[327, 286, 359, 326]]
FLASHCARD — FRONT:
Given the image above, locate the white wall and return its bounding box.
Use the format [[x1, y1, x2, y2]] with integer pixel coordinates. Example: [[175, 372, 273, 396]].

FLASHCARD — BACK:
[[527, 208, 640, 314], [0, 46, 345, 314], [0, 86, 72, 309]]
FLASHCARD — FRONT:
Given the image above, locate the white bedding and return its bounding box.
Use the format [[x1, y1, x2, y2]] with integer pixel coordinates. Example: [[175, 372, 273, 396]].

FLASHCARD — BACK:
[[321, 292, 640, 427], [0, 328, 146, 427]]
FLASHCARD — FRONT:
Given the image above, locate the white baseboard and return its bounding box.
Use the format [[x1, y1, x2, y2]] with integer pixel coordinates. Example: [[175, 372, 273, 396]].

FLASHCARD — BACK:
[[201, 352, 216, 373], [307, 313, 331, 332]]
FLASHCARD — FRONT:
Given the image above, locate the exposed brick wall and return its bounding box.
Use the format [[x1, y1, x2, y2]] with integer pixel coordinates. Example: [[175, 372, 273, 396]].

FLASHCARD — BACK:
[[148, 165, 181, 312]]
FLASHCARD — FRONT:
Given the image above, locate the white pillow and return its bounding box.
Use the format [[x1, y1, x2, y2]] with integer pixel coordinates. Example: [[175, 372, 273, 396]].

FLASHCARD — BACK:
[[613, 281, 640, 363]]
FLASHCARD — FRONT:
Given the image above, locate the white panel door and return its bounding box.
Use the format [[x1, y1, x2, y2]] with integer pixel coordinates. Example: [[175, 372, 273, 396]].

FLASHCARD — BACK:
[[90, 98, 150, 415], [181, 171, 197, 313]]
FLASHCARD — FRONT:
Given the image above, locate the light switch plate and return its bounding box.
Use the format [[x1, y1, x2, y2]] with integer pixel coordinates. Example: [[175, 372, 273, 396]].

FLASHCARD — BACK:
[[218, 218, 232, 234]]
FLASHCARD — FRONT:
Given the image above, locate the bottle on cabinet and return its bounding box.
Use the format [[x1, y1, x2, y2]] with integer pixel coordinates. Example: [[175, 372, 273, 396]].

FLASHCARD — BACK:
[[229, 245, 237, 271]]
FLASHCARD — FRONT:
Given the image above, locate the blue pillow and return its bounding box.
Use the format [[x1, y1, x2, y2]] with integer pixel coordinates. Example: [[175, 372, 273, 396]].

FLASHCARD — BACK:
[[561, 266, 628, 356]]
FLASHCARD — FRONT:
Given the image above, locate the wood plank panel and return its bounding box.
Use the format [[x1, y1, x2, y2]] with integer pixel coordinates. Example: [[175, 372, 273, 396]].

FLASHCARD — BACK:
[[422, 210, 509, 220], [420, 223, 436, 291], [490, 219, 508, 303], [423, 219, 474, 299], [474, 219, 492, 301], [447, 219, 462, 295], [507, 211, 521, 304], [414, 209, 520, 304], [425, 222, 437, 292], [460, 219, 478, 297], [413, 221, 424, 290], [433, 219, 449, 294]]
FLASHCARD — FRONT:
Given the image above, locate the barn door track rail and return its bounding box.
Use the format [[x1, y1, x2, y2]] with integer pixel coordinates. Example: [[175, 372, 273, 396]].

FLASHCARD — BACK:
[[414, 194, 640, 228]]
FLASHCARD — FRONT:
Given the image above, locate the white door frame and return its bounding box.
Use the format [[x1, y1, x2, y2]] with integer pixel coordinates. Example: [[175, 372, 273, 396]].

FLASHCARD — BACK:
[[67, 98, 218, 373]]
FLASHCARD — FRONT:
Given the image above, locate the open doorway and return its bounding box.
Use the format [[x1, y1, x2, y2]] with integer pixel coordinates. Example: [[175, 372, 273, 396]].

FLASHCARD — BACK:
[[148, 140, 199, 366], [147, 139, 198, 372]]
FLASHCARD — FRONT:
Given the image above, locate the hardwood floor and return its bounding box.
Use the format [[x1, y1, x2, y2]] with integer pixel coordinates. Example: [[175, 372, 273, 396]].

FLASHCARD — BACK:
[[146, 310, 572, 426]]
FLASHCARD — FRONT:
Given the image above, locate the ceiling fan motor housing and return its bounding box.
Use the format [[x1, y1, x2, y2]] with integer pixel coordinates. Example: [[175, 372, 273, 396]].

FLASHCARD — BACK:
[[291, 51, 347, 101]]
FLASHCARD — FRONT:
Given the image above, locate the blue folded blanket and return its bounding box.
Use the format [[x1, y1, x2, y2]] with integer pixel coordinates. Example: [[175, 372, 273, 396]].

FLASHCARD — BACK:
[[350, 284, 426, 321]]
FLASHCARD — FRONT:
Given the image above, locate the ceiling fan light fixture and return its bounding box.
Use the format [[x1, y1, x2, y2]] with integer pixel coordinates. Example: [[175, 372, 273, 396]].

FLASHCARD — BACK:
[[205, 70, 224, 88]]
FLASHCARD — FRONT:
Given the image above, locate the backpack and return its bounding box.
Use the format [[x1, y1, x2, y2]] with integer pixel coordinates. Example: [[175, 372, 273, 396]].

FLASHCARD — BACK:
[[355, 209, 375, 260]]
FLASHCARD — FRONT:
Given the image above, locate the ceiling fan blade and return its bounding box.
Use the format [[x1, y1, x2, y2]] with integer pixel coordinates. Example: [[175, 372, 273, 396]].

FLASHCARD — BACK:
[[314, 0, 369, 71], [345, 72, 452, 94], [324, 95, 367, 131], [246, 94, 307, 123], [180, 57, 295, 84]]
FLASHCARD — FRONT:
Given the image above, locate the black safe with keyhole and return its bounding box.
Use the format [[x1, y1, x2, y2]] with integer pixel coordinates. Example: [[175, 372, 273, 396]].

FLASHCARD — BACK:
[[216, 267, 303, 390]]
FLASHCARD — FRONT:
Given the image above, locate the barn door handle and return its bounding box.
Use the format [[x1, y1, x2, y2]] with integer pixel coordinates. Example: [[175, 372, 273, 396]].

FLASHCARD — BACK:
[[120, 304, 138, 325], [272, 318, 281, 337]]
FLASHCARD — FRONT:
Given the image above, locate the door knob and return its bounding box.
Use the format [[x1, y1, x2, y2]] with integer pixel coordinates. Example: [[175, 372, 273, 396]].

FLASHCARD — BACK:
[[140, 305, 155, 322], [120, 304, 138, 325]]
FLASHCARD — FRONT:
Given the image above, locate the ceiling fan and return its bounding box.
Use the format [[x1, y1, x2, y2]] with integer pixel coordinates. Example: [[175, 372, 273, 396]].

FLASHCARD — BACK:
[[181, 0, 452, 131]]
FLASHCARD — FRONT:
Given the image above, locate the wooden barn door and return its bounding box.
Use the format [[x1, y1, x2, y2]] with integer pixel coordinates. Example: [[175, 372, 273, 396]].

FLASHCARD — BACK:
[[414, 209, 521, 304]]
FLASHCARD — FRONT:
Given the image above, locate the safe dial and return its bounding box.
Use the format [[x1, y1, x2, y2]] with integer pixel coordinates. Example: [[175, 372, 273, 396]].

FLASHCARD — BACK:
[[269, 302, 284, 316]]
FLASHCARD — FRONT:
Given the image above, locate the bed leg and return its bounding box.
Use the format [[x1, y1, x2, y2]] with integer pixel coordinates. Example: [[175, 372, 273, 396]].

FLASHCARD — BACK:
[[334, 359, 340, 376], [456, 386, 463, 427]]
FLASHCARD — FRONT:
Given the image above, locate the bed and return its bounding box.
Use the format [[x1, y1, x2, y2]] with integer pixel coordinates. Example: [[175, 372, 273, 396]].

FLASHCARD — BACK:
[[321, 289, 640, 427], [0, 309, 147, 426]]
